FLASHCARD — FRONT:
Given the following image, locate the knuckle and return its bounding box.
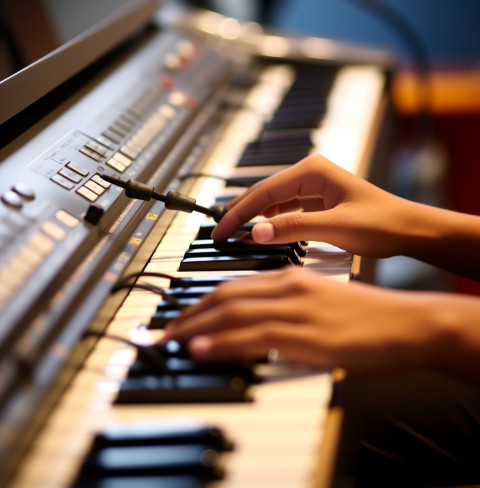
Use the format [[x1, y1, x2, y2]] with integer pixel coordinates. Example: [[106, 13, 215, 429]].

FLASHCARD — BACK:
[[284, 267, 311, 292], [258, 323, 281, 344], [217, 299, 247, 321], [273, 212, 305, 234], [213, 281, 237, 302]]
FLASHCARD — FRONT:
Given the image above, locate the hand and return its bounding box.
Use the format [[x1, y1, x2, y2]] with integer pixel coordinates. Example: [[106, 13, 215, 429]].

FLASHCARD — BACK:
[[212, 154, 416, 259], [163, 267, 450, 374]]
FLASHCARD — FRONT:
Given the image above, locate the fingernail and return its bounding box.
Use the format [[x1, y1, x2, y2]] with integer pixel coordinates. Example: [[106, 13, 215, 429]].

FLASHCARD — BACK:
[[252, 222, 275, 243], [189, 336, 213, 360]]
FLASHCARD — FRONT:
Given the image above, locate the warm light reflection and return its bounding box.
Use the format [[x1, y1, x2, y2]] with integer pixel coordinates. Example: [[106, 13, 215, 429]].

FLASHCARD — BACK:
[[129, 327, 156, 346], [241, 22, 263, 43], [315, 127, 359, 174], [218, 17, 242, 39], [301, 37, 339, 59], [259, 35, 291, 58], [94, 381, 120, 394], [197, 11, 224, 35], [109, 348, 135, 365]]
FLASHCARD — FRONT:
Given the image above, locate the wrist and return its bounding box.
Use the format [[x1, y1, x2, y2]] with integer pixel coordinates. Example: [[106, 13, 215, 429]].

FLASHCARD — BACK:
[[422, 293, 480, 387]]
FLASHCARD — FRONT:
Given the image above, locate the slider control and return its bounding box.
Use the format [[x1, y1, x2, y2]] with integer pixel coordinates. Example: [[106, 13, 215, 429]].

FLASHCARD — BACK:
[[101, 175, 229, 223]]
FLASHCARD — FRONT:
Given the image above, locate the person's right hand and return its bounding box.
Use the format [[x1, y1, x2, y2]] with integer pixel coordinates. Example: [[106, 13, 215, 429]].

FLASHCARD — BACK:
[[212, 154, 418, 259]]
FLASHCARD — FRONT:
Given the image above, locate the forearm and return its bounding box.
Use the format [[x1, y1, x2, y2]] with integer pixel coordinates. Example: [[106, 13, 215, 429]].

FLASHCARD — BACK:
[[399, 200, 480, 281], [427, 291, 480, 388]]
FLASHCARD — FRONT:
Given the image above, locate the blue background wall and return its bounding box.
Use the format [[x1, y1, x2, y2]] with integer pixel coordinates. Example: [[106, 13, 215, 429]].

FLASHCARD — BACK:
[[265, 0, 480, 65], [203, 0, 480, 66]]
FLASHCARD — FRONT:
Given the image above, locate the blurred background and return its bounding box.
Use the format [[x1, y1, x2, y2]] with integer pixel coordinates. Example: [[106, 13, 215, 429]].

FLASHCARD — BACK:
[[177, 0, 480, 65], [170, 0, 480, 295], [2, 0, 479, 294]]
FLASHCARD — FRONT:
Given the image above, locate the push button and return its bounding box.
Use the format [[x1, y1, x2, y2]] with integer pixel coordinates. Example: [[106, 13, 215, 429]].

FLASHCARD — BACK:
[[12, 183, 35, 200], [1, 191, 23, 209], [55, 209, 79, 228], [66, 161, 89, 177], [84, 203, 104, 225]]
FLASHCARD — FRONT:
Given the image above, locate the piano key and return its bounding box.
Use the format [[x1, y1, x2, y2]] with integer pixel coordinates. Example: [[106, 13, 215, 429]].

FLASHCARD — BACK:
[[165, 285, 218, 298], [92, 421, 233, 451], [128, 357, 259, 383], [116, 374, 252, 403], [194, 222, 254, 240], [158, 340, 194, 358], [149, 309, 182, 329], [225, 175, 265, 188], [183, 246, 302, 265], [73, 475, 207, 488], [156, 297, 199, 310], [7, 37, 388, 487], [178, 254, 294, 272], [236, 138, 313, 167], [190, 238, 307, 257], [167, 276, 241, 287], [78, 444, 223, 478]]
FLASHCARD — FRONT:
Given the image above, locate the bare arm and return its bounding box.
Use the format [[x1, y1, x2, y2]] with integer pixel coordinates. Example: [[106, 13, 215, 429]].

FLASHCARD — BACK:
[[212, 154, 480, 281]]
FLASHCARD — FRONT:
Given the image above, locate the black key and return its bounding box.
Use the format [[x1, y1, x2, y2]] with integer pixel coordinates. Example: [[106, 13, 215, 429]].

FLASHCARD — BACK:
[[248, 132, 312, 148], [195, 222, 254, 240], [116, 374, 251, 403], [149, 309, 181, 329], [149, 287, 216, 328], [191, 237, 308, 257], [165, 285, 217, 298], [225, 175, 265, 188], [196, 223, 308, 246], [264, 65, 337, 131], [128, 356, 258, 383], [236, 134, 313, 167], [179, 254, 293, 272], [73, 475, 206, 488], [80, 444, 223, 478], [187, 242, 302, 264], [156, 297, 199, 312], [214, 195, 235, 206], [158, 340, 192, 358], [171, 276, 240, 287], [236, 151, 307, 167], [92, 422, 233, 451], [184, 247, 301, 265]]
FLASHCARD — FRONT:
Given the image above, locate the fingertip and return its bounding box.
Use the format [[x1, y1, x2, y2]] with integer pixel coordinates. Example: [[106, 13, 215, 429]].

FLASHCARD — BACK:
[[211, 225, 226, 241], [252, 222, 275, 243], [189, 335, 214, 360], [211, 214, 236, 241]]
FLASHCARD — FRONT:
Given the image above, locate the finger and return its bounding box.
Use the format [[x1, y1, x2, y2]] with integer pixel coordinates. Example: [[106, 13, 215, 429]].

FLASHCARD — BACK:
[[168, 270, 296, 326], [263, 196, 325, 217], [165, 298, 301, 344], [212, 161, 326, 241], [251, 210, 343, 245], [165, 269, 309, 340], [188, 330, 272, 363], [187, 323, 335, 367]]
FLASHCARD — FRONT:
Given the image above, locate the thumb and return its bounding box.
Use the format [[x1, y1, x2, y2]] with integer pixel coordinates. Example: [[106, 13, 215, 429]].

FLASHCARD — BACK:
[[252, 212, 336, 244]]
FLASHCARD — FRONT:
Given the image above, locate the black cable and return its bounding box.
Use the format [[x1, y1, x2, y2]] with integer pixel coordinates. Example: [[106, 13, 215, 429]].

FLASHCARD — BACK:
[[112, 270, 191, 309], [101, 174, 230, 223], [85, 330, 169, 373], [119, 271, 189, 288], [112, 281, 184, 309]]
